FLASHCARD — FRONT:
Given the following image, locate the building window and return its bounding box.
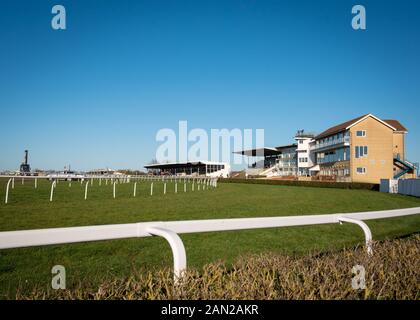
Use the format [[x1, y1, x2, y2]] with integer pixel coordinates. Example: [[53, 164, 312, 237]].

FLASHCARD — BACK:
[[299, 140, 303, 144], [355, 146, 368, 158], [356, 130, 366, 137], [356, 167, 366, 174]]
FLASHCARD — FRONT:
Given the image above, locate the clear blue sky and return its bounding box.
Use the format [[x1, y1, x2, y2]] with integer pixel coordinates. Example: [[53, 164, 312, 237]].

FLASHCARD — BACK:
[[1, 0, 419, 171]]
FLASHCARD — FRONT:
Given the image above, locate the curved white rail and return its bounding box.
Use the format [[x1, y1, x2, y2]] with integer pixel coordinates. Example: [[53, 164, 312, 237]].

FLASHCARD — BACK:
[[0, 207, 419, 279]]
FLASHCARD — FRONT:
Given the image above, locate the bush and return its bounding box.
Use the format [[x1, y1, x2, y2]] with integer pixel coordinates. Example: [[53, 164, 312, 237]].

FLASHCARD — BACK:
[[221, 178, 379, 191], [14, 235, 420, 300]]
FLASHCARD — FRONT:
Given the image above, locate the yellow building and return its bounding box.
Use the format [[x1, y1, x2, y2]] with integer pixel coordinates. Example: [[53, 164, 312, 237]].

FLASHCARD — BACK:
[[311, 114, 417, 183]]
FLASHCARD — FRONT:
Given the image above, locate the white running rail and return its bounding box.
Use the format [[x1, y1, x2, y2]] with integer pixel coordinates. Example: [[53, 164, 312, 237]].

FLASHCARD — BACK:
[[0, 207, 419, 279]]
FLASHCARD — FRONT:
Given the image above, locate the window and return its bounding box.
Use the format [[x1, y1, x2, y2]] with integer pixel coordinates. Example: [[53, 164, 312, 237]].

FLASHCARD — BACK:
[[299, 140, 303, 144], [356, 167, 366, 174], [355, 146, 368, 158], [356, 130, 366, 137]]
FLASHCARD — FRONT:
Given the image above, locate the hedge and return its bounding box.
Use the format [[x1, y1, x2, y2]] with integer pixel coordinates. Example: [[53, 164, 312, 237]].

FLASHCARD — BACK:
[[220, 178, 379, 191]]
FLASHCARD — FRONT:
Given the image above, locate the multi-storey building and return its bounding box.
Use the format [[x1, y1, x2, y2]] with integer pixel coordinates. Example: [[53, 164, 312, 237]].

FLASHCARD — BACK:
[[236, 114, 418, 183], [311, 114, 416, 183]]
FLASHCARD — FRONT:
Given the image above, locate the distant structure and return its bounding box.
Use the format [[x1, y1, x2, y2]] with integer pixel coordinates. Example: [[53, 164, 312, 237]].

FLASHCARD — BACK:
[[144, 161, 231, 178], [19, 150, 31, 175]]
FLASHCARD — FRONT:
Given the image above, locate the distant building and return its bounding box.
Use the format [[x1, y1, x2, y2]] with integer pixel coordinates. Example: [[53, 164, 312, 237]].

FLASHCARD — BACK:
[[144, 161, 231, 178], [235, 114, 418, 183], [86, 168, 123, 176]]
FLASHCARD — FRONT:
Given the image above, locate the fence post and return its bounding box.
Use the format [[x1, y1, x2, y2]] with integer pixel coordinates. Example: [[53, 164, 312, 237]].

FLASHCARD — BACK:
[[5, 178, 12, 204], [184, 182, 186, 192], [164, 182, 167, 195], [147, 226, 187, 282], [12, 177, 15, 189], [113, 181, 116, 199], [175, 182, 177, 193], [34, 178, 37, 189], [49, 180, 57, 202], [133, 182, 137, 197], [84, 181, 89, 200], [338, 217, 373, 255], [150, 182, 154, 196]]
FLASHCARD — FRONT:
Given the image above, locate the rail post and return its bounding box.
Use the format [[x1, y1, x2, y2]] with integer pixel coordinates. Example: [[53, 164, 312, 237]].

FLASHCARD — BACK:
[[146, 226, 187, 282], [49, 180, 57, 202], [4, 178, 12, 204], [338, 217, 373, 255], [84, 181, 90, 200]]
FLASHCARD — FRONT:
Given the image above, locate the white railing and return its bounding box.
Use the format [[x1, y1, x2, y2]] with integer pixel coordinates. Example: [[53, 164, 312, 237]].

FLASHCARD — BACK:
[[2, 175, 218, 204], [0, 207, 419, 280]]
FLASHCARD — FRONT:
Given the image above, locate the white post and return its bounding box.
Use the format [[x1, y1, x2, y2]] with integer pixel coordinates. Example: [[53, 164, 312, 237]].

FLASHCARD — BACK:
[[192, 182, 195, 192], [12, 177, 14, 189], [99, 178, 102, 186], [338, 217, 373, 255], [22, 177, 24, 185], [5, 178, 12, 204], [34, 178, 37, 189], [113, 181, 116, 199], [184, 182, 186, 192], [49, 181, 56, 202], [84, 181, 89, 200], [150, 182, 154, 196], [147, 227, 187, 282], [164, 182, 167, 195], [69, 181, 72, 187], [133, 182, 137, 197], [175, 182, 177, 194]]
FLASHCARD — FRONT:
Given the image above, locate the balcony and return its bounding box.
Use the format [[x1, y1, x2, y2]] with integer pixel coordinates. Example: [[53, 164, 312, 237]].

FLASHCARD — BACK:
[[310, 136, 350, 152]]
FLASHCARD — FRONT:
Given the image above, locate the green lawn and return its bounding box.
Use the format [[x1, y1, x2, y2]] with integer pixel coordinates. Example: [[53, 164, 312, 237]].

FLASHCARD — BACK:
[[0, 177, 419, 298]]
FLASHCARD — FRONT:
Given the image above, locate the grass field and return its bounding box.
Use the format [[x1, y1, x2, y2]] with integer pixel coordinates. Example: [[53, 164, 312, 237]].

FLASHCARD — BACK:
[[0, 177, 420, 298]]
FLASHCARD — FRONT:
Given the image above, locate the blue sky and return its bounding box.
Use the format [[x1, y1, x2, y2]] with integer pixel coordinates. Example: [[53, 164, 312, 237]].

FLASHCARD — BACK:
[[1, 0, 419, 171]]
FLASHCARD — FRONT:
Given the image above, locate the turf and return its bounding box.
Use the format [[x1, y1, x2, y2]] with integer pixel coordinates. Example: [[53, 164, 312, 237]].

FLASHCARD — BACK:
[[0, 177, 419, 298]]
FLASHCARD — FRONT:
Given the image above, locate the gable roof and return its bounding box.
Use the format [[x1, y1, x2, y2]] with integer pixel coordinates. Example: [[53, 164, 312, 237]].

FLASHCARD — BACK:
[[314, 114, 368, 140], [383, 120, 408, 132], [314, 114, 403, 140]]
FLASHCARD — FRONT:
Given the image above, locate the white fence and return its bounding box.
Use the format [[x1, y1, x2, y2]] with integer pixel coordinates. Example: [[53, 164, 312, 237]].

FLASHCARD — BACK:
[[0, 207, 419, 279], [380, 179, 420, 197], [2, 175, 218, 204]]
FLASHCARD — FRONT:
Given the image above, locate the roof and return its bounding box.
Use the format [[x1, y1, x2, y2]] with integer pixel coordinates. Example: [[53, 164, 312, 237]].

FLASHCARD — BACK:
[[233, 144, 297, 157], [315, 114, 406, 139], [233, 147, 280, 157], [144, 161, 227, 169], [315, 114, 368, 140], [274, 143, 298, 150], [383, 120, 408, 132]]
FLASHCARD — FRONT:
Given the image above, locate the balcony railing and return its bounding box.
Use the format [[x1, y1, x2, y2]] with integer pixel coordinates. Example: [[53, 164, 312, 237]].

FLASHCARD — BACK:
[[310, 136, 350, 151]]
